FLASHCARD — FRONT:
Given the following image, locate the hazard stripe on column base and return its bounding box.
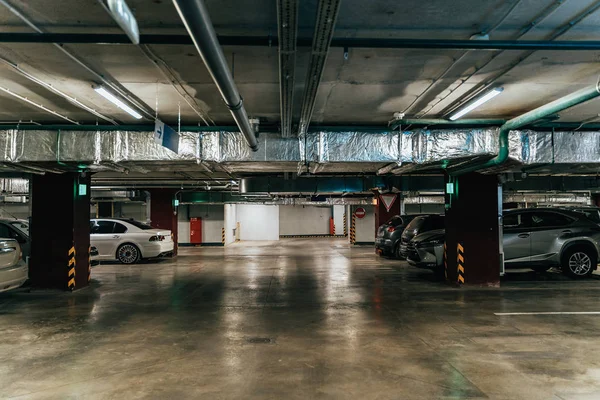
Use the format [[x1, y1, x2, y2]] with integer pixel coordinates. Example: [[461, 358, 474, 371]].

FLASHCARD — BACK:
[[68, 246, 76, 290], [457, 243, 465, 284]]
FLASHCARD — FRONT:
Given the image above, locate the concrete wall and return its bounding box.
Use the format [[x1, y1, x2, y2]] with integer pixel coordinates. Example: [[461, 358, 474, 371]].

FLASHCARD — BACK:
[[352, 205, 376, 244], [0, 203, 29, 220], [405, 204, 445, 214], [120, 202, 147, 222], [224, 204, 237, 245], [333, 205, 345, 235], [178, 204, 224, 244], [237, 204, 279, 241], [279, 205, 331, 235]]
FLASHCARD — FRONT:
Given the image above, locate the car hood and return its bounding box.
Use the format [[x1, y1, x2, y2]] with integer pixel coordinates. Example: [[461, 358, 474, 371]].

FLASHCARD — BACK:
[[413, 229, 445, 244]]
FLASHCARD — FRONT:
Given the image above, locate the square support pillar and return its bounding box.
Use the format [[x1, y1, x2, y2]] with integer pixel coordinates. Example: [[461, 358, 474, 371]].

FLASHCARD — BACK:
[[149, 189, 178, 256], [444, 173, 501, 286], [374, 193, 402, 237], [30, 172, 91, 290]]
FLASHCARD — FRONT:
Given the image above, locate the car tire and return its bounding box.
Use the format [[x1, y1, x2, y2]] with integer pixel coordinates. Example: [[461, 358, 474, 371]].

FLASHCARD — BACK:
[[531, 266, 551, 273], [116, 243, 141, 265], [394, 243, 404, 260], [562, 246, 596, 278]]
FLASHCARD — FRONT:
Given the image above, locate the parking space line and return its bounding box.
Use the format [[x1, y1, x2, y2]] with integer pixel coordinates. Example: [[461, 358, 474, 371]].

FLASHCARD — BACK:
[[495, 311, 600, 316]]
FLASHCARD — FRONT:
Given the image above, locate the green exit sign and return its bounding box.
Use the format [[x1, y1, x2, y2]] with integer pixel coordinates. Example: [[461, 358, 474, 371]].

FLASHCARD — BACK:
[[446, 182, 454, 194], [78, 184, 87, 196]]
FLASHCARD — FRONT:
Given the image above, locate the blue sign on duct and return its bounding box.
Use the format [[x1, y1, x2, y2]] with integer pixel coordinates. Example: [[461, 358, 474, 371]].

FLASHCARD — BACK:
[[154, 119, 179, 154]]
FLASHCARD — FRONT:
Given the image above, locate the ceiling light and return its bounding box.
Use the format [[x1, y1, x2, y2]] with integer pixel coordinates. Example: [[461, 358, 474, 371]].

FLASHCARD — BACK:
[[449, 87, 504, 121], [93, 85, 142, 119]]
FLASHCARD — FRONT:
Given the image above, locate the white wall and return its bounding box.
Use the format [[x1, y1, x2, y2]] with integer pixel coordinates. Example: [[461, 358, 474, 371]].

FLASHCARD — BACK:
[[405, 204, 445, 214], [178, 204, 225, 244], [120, 202, 147, 222], [279, 205, 331, 235], [0, 203, 29, 220], [237, 204, 279, 241], [352, 205, 376, 244], [224, 204, 237, 245], [333, 205, 345, 235]]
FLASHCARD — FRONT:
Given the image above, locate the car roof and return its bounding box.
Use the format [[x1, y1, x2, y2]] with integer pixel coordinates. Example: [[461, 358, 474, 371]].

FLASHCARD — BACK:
[[504, 208, 585, 218]]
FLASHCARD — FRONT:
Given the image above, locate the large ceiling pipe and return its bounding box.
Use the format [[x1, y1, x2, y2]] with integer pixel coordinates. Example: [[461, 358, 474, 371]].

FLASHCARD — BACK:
[[172, 0, 259, 151], [453, 84, 600, 175]]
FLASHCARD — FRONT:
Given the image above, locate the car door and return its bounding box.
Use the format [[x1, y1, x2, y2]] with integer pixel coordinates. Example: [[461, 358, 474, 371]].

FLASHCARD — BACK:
[[90, 220, 117, 258], [503, 211, 532, 266], [528, 211, 575, 264], [5, 225, 28, 261]]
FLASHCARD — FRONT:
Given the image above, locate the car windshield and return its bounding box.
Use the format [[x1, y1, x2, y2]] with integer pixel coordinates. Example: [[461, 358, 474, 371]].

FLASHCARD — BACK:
[[405, 216, 425, 232], [575, 209, 600, 223], [117, 219, 154, 230], [10, 221, 29, 236]]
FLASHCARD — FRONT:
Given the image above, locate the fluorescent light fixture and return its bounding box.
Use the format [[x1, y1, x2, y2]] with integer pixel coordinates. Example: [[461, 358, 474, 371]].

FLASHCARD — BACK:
[[93, 86, 142, 119], [449, 87, 504, 121]]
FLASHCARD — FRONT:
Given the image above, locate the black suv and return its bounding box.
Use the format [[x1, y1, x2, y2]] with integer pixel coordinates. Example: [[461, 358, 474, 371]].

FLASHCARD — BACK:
[[376, 215, 421, 258], [399, 214, 445, 258]]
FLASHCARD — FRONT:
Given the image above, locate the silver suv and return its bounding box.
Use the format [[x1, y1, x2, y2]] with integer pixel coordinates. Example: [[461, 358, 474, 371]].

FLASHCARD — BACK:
[[407, 208, 600, 278], [504, 208, 600, 277]]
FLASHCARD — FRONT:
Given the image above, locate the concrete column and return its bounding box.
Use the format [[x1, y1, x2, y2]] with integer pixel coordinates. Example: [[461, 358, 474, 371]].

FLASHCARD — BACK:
[[374, 193, 401, 236], [445, 173, 501, 286], [30, 172, 91, 290], [148, 189, 178, 256]]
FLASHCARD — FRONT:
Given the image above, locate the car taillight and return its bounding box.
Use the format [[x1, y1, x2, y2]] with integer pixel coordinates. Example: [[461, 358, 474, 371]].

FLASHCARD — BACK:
[[149, 235, 165, 242], [387, 226, 395, 233]]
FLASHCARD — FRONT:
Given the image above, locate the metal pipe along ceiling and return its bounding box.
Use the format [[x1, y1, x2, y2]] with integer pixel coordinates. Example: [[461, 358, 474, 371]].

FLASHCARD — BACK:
[[10, 33, 600, 51], [298, 0, 342, 135], [276, 0, 298, 138], [172, 0, 259, 152]]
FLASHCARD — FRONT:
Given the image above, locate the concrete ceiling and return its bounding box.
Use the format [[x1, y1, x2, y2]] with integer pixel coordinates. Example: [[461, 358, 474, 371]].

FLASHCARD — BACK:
[[1, 0, 600, 127]]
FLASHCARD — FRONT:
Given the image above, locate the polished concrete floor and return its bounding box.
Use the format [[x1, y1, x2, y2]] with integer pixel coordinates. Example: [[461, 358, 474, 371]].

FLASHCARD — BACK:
[[2, 238, 600, 399]]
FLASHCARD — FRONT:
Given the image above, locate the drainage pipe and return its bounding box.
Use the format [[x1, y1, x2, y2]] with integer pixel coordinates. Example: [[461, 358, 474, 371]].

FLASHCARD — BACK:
[[172, 0, 259, 151], [453, 84, 600, 175]]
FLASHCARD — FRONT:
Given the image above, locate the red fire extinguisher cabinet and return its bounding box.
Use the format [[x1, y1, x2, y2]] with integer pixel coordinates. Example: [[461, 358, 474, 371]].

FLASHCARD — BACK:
[[190, 217, 202, 244]]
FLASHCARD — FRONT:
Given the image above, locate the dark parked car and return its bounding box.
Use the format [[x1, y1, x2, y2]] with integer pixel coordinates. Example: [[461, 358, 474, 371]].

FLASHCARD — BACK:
[[406, 229, 445, 275], [407, 208, 600, 278], [399, 214, 445, 258], [375, 215, 421, 258]]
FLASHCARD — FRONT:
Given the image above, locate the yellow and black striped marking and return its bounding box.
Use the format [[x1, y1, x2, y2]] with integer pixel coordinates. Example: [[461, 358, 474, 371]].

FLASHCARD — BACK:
[[343, 213, 347, 236], [68, 246, 76, 290], [88, 245, 91, 283], [350, 214, 356, 245], [443, 242, 448, 280], [457, 243, 465, 284], [222, 227, 225, 244]]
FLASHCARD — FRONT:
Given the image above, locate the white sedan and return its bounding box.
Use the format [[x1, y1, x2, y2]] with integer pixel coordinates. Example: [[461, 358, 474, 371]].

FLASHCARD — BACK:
[[90, 219, 174, 264], [0, 238, 27, 292]]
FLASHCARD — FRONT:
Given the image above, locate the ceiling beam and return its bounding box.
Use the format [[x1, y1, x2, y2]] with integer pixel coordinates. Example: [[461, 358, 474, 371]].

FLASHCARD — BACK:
[[298, 0, 342, 135], [7, 33, 600, 50], [276, 0, 298, 137]]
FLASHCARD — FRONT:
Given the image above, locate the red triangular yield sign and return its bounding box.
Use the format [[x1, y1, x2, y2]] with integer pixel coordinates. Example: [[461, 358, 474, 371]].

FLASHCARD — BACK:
[[379, 194, 397, 212]]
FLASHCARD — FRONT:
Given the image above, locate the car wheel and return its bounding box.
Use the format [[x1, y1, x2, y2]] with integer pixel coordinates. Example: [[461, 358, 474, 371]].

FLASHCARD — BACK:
[[394, 244, 404, 260], [562, 247, 596, 278], [117, 243, 140, 265], [531, 266, 551, 273]]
